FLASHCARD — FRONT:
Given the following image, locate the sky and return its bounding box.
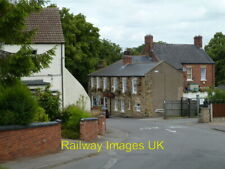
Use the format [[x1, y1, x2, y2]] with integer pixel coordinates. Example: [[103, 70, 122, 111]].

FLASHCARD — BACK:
[[50, 0, 225, 49]]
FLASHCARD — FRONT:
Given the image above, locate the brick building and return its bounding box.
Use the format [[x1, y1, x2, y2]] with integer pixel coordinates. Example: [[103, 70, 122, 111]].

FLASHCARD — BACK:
[[143, 35, 215, 91]]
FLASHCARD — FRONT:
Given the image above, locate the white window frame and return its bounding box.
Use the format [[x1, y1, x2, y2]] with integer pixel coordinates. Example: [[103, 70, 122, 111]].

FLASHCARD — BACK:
[[132, 78, 137, 94], [96, 77, 100, 89], [103, 77, 108, 91], [186, 67, 192, 81], [122, 77, 127, 93], [121, 99, 125, 113], [114, 99, 118, 111], [91, 77, 95, 88], [135, 103, 141, 112], [201, 67, 206, 81], [112, 77, 118, 92]]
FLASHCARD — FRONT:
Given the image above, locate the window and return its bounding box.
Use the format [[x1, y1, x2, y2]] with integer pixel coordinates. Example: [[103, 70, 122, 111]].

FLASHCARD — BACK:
[[103, 97, 107, 107], [128, 100, 131, 110], [122, 77, 127, 93], [103, 77, 108, 91], [201, 68, 206, 81], [121, 99, 125, 113], [112, 77, 118, 92], [91, 77, 95, 88], [186, 67, 192, 81], [92, 96, 100, 107], [132, 78, 137, 94], [114, 99, 118, 111], [135, 103, 141, 112], [96, 77, 100, 89]]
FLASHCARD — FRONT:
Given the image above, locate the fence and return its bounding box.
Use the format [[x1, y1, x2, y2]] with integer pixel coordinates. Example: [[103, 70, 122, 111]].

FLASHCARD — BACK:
[[164, 98, 198, 118], [212, 103, 225, 118]]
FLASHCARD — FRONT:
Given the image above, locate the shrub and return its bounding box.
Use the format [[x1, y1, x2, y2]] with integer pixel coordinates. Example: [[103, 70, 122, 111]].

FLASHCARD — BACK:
[[32, 107, 49, 122], [207, 88, 225, 103], [35, 86, 61, 121], [0, 82, 39, 125], [61, 105, 90, 139]]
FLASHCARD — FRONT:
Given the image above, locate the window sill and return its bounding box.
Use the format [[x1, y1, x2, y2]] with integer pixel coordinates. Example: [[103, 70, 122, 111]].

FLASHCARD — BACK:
[[187, 79, 193, 82]]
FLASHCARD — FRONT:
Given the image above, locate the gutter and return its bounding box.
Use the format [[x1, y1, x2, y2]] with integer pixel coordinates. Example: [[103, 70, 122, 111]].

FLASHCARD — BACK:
[[61, 43, 64, 109]]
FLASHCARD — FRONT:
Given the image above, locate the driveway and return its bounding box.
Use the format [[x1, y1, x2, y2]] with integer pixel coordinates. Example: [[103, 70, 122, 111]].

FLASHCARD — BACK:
[[54, 118, 225, 169]]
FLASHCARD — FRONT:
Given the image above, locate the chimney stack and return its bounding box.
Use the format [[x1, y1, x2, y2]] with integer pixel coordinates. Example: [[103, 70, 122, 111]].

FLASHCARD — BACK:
[[123, 51, 132, 65], [144, 35, 153, 53], [194, 36, 202, 48]]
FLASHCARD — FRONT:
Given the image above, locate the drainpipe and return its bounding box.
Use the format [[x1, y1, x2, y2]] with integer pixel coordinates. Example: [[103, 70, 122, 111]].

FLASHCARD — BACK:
[[61, 43, 64, 109]]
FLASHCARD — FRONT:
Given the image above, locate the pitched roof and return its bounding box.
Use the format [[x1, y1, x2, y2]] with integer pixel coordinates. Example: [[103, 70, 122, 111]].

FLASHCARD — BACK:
[[25, 8, 64, 44], [89, 56, 162, 77], [153, 43, 214, 69], [0, 50, 11, 59]]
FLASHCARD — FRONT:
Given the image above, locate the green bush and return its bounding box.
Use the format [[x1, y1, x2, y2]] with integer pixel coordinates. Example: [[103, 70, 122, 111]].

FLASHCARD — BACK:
[[33, 107, 49, 122], [35, 86, 61, 121], [61, 105, 90, 139], [0, 82, 39, 125], [0, 165, 9, 169], [207, 88, 225, 102]]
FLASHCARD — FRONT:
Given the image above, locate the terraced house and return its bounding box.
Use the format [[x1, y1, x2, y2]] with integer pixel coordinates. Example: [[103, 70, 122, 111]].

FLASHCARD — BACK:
[[89, 52, 183, 117]]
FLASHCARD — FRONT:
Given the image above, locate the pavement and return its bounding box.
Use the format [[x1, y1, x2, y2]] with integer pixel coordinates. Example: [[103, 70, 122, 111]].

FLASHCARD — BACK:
[[2, 117, 225, 169]]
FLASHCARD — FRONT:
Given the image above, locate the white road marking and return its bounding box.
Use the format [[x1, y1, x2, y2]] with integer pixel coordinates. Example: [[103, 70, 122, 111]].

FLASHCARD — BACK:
[[140, 127, 159, 130], [169, 126, 185, 129], [165, 129, 176, 133], [102, 158, 118, 169]]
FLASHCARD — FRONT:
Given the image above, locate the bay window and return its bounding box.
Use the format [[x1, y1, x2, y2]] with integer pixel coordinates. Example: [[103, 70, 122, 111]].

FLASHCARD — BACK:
[[121, 99, 125, 113]]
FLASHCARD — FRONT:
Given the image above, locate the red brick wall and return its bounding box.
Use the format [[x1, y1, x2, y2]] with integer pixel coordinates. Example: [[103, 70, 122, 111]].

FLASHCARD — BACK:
[[98, 115, 106, 135], [0, 123, 61, 162], [183, 64, 215, 89], [80, 119, 98, 141]]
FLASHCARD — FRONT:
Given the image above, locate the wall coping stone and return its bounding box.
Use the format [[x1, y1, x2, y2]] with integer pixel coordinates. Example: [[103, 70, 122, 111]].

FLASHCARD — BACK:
[[0, 121, 60, 131], [81, 117, 98, 122]]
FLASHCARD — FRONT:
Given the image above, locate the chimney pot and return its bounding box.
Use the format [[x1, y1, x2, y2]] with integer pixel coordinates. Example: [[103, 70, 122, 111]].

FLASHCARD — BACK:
[[194, 35, 202, 48]]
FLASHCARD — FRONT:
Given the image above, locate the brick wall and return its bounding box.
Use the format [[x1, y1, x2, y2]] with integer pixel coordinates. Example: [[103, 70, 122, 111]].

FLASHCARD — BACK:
[[183, 64, 215, 89], [0, 122, 61, 162], [98, 115, 106, 135], [80, 118, 99, 141]]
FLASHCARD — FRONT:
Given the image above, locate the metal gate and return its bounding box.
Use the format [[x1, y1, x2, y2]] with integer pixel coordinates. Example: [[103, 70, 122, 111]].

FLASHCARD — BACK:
[[164, 98, 198, 118]]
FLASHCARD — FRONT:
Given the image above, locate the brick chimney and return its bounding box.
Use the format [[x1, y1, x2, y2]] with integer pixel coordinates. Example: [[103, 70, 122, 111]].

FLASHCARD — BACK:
[[194, 36, 202, 48], [123, 51, 132, 65], [144, 35, 153, 54]]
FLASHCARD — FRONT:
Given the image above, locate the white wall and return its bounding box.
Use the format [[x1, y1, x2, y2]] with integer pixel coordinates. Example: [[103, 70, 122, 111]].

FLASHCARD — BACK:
[[3, 44, 91, 111], [64, 68, 91, 111]]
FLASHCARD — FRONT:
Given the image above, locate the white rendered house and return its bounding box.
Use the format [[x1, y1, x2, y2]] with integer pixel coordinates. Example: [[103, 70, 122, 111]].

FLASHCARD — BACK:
[[2, 8, 90, 111]]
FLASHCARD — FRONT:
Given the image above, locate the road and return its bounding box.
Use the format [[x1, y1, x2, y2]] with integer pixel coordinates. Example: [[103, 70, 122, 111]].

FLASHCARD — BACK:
[[55, 118, 225, 169]]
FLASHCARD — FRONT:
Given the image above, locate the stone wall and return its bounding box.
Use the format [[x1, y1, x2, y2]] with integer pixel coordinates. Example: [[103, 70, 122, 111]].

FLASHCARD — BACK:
[[0, 122, 61, 162]]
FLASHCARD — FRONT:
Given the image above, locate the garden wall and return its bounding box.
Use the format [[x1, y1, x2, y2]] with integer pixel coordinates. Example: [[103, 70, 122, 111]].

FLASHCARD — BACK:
[[0, 121, 61, 162]]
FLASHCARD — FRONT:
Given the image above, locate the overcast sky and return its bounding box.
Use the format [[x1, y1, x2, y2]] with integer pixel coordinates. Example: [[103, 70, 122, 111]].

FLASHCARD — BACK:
[[51, 0, 225, 49]]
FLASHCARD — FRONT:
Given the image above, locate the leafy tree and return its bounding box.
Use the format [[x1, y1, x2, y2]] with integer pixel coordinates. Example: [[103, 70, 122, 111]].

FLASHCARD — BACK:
[[205, 32, 225, 85], [127, 41, 167, 55], [0, 0, 55, 85], [60, 8, 122, 89]]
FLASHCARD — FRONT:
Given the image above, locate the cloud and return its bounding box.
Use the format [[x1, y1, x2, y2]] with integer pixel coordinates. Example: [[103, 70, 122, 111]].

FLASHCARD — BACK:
[[51, 0, 225, 48]]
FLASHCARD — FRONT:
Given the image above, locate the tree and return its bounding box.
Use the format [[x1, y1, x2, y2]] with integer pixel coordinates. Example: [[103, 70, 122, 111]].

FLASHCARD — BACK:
[[60, 8, 122, 89], [0, 0, 55, 85], [205, 32, 225, 85], [127, 41, 167, 55]]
